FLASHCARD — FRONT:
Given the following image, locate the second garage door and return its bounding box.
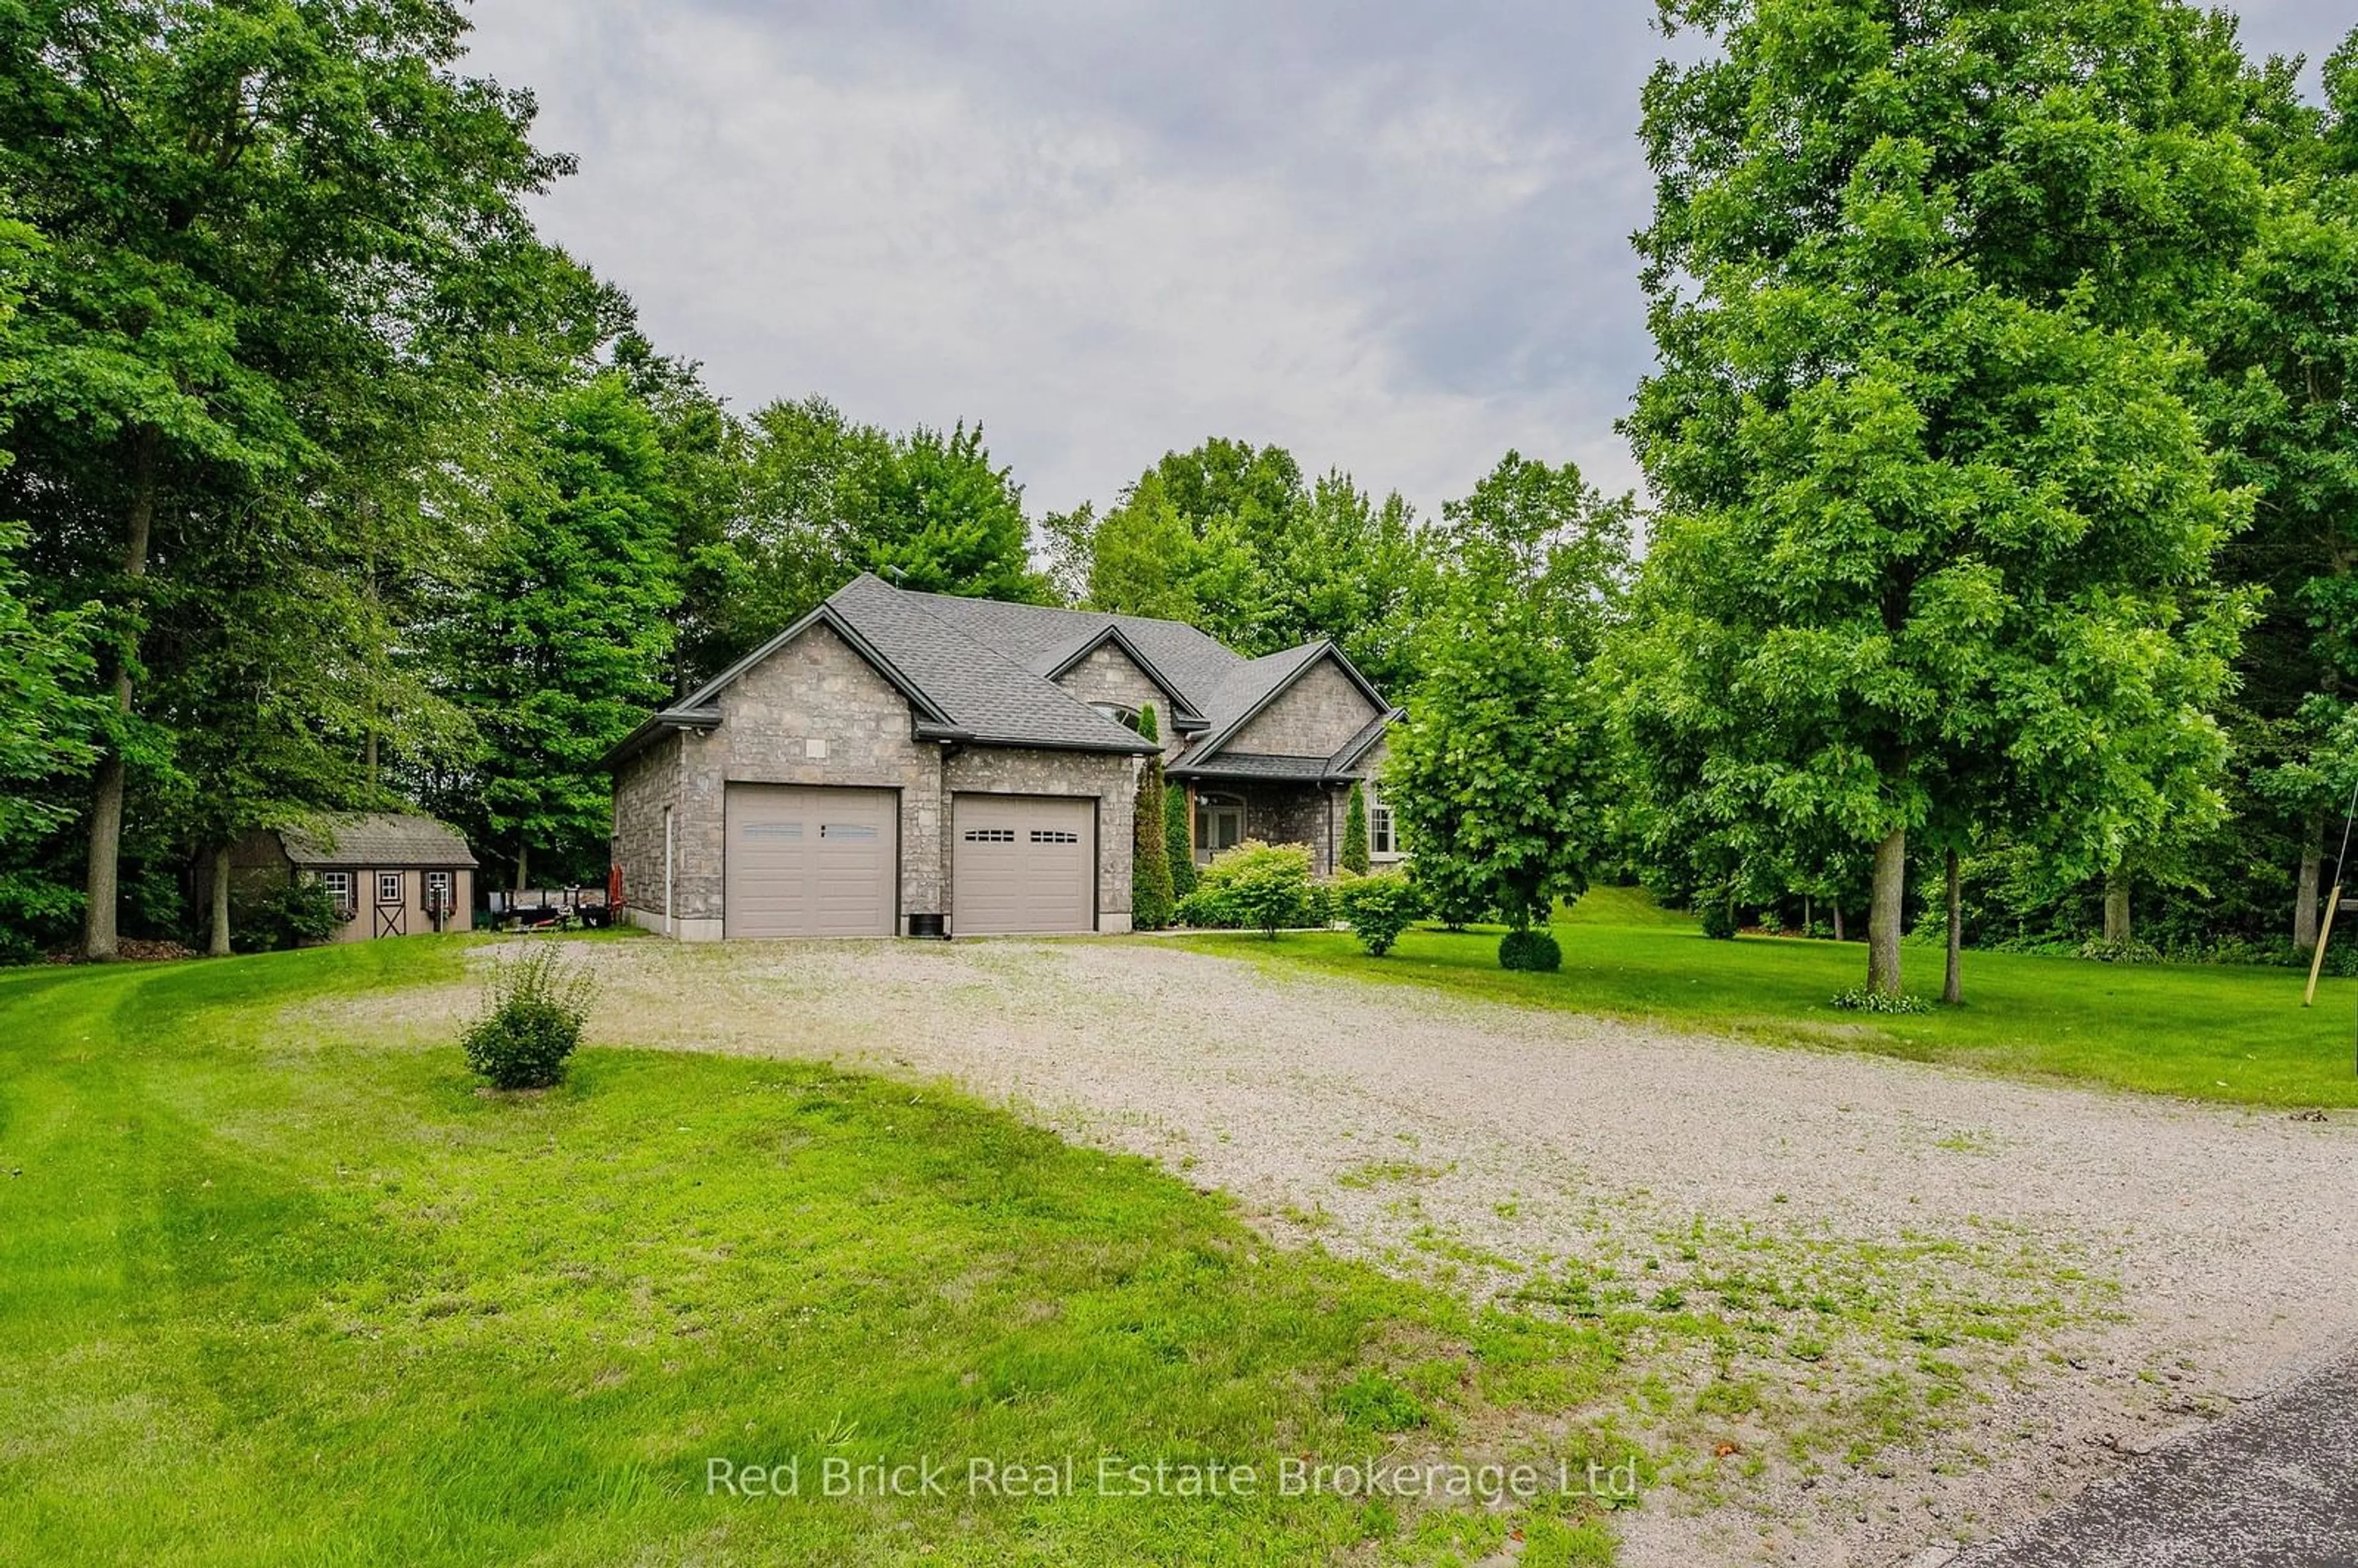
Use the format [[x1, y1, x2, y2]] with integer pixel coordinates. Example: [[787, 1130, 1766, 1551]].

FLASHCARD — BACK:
[[952, 793, 1095, 934], [724, 783, 897, 937]]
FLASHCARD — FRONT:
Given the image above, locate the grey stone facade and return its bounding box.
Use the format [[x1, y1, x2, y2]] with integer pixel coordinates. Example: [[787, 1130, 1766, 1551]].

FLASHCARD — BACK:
[[1226, 659, 1381, 757], [611, 620, 1138, 938], [1052, 643, 1186, 759]]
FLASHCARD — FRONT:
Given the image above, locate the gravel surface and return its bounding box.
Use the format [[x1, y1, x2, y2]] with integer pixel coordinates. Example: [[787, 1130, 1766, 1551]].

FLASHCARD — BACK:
[[355, 936, 2358, 1566]]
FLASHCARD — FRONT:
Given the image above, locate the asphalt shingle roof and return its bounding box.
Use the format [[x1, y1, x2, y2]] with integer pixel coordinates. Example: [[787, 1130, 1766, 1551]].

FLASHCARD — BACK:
[[607, 574, 1391, 769], [278, 813, 477, 867], [892, 589, 1246, 720], [827, 576, 1158, 753]]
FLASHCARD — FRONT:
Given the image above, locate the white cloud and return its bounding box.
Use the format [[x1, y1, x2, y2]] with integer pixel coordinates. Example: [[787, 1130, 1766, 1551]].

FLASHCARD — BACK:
[[461, 0, 2354, 520]]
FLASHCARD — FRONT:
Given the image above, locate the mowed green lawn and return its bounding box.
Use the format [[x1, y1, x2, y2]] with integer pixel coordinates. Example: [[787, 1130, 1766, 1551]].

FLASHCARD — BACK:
[[1186, 887, 2358, 1108], [0, 942, 1619, 1567]]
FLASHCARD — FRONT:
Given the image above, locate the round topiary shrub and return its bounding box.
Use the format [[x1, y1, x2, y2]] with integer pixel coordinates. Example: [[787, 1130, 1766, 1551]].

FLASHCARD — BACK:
[[462, 945, 597, 1090], [1498, 928, 1562, 971], [1699, 900, 1737, 941]]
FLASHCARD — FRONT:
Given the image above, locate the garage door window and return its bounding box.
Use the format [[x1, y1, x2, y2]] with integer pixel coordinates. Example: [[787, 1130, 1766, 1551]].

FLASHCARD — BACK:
[[964, 828, 1015, 842], [1031, 829, 1080, 844], [821, 823, 877, 839]]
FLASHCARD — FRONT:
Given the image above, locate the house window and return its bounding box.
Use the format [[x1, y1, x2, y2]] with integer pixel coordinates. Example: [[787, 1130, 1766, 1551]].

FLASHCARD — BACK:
[[319, 872, 354, 918], [376, 872, 403, 906], [424, 871, 452, 912], [1091, 702, 1140, 730], [1368, 791, 1399, 858], [1195, 794, 1244, 862]]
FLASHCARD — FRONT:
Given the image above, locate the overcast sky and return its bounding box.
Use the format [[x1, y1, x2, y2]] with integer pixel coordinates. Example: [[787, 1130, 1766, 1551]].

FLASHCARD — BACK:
[[462, 1, 2350, 521]]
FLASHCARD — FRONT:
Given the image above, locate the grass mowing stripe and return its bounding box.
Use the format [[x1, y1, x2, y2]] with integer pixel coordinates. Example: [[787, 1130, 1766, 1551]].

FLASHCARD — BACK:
[[1186, 896, 2358, 1107], [0, 941, 1621, 1566]]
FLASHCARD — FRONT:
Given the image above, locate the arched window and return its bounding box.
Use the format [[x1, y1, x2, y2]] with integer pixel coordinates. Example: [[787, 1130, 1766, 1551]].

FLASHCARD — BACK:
[[1089, 701, 1142, 730]]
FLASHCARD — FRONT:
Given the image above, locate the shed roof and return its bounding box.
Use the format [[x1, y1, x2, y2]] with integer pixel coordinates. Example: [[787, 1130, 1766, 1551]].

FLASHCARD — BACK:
[[278, 813, 478, 868]]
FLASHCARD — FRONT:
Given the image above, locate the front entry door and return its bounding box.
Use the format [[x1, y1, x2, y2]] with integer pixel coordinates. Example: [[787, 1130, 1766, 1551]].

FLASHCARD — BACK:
[[1195, 800, 1243, 864]]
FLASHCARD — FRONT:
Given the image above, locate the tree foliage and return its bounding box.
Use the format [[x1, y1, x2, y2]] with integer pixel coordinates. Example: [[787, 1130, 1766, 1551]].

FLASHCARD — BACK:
[[1384, 454, 1630, 943], [435, 375, 679, 888], [1619, 0, 2263, 995], [1342, 782, 1371, 875], [1130, 705, 1173, 931]]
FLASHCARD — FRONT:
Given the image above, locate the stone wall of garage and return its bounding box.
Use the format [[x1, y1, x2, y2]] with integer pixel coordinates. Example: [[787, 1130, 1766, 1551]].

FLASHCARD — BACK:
[[944, 745, 1142, 933], [652, 621, 949, 938], [1226, 656, 1382, 759], [1051, 643, 1186, 760], [610, 734, 682, 935]]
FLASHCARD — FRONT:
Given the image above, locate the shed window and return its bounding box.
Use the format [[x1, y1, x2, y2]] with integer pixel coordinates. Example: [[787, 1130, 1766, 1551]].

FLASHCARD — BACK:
[[424, 871, 452, 911], [376, 872, 403, 905], [319, 872, 354, 917]]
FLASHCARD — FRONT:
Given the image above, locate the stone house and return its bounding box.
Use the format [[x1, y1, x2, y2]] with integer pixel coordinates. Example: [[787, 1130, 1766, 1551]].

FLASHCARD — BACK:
[[601, 572, 1403, 940], [208, 812, 477, 941]]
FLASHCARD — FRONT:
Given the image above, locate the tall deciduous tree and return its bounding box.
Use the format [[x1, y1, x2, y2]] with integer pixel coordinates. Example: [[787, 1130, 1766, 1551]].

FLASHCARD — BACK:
[[440, 375, 678, 890], [0, 209, 99, 958], [1385, 455, 1630, 951], [2211, 29, 2358, 945], [1621, 0, 2257, 997], [683, 398, 1048, 681], [0, 0, 570, 956]]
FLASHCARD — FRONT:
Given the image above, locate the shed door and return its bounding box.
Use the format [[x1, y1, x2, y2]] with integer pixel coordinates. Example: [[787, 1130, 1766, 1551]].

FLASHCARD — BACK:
[[724, 785, 897, 937], [952, 794, 1095, 935]]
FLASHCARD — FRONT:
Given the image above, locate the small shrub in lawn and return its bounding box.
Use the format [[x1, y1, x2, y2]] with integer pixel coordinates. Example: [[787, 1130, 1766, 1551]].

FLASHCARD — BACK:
[[462, 945, 597, 1089], [2076, 936, 2160, 965], [1829, 986, 1933, 1015], [1699, 899, 1737, 940], [1498, 928, 1562, 971], [1338, 873, 1425, 956]]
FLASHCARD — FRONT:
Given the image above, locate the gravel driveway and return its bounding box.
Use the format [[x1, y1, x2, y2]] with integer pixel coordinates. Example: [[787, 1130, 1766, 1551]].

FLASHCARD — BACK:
[[410, 936, 2358, 1566]]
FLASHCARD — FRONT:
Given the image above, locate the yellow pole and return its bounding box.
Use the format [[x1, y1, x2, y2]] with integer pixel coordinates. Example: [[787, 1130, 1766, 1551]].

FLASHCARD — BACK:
[[2305, 885, 2342, 1007]]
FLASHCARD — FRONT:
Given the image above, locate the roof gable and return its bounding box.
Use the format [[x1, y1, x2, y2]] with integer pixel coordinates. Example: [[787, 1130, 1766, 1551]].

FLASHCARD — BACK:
[[1043, 624, 1205, 728], [1179, 642, 1391, 768]]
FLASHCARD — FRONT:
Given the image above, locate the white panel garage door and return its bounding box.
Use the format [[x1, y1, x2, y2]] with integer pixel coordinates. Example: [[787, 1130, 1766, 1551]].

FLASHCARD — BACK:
[[952, 794, 1095, 935], [724, 784, 897, 937]]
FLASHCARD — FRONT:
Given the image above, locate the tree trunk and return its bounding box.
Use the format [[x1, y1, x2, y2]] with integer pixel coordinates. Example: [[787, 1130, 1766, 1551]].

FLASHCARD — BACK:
[[82, 425, 161, 961], [1832, 904, 1844, 942], [1942, 847, 1962, 1006], [515, 837, 529, 896], [1867, 826, 1905, 995], [208, 845, 232, 957], [2295, 825, 2322, 950], [2104, 870, 2131, 944]]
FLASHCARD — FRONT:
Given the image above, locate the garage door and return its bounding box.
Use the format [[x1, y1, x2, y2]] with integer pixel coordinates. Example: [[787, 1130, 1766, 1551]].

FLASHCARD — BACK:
[[952, 793, 1095, 935], [724, 784, 897, 937]]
